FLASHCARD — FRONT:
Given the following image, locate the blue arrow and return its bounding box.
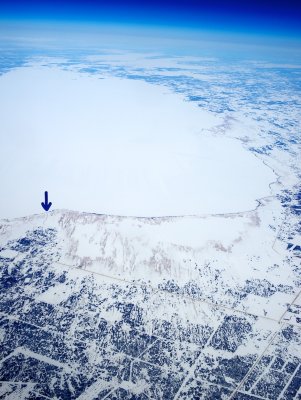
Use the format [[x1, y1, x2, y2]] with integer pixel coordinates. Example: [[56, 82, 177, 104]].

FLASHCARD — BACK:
[[41, 191, 52, 211]]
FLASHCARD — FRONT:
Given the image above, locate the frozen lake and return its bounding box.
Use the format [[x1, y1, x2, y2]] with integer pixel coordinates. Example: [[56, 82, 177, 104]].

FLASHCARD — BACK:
[[0, 65, 275, 218]]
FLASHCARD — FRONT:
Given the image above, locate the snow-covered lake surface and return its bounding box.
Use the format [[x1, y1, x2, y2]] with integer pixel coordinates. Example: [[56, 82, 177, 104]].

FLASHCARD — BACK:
[[0, 65, 275, 218]]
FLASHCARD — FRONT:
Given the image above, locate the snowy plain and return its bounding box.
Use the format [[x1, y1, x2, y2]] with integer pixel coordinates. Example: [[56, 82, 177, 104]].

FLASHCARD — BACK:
[[0, 51, 300, 400], [0, 65, 276, 218]]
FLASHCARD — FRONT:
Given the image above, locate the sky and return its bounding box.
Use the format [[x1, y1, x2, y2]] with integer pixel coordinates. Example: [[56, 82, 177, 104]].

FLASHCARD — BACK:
[[1, 0, 301, 38]]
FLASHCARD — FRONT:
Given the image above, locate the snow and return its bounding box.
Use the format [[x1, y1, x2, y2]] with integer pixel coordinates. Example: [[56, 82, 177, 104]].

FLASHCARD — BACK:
[[36, 283, 74, 305], [0, 249, 18, 260], [0, 50, 300, 400], [0, 65, 275, 218]]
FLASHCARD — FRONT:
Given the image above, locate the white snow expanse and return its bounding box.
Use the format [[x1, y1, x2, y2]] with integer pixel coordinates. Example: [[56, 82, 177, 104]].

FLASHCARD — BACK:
[[0, 65, 275, 218], [0, 51, 300, 400]]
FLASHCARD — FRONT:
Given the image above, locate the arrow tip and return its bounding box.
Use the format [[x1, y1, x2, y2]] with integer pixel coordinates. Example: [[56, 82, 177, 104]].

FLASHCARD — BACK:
[[41, 202, 52, 212]]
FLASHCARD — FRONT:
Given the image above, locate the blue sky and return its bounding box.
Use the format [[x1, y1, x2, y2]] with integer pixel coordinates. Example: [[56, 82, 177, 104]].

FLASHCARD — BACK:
[[1, 0, 301, 63], [1, 0, 301, 38]]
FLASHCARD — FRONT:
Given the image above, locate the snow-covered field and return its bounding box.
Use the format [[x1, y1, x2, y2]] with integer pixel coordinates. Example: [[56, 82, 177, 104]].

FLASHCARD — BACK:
[[0, 206, 300, 399], [0, 65, 275, 218], [0, 50, 301, 399]]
